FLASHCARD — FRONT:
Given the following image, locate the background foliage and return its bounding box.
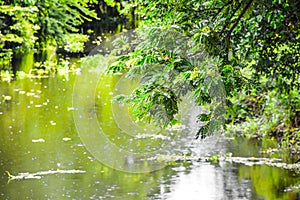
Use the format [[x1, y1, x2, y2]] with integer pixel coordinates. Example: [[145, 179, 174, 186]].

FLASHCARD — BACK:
[[0, 0, 98, 70]]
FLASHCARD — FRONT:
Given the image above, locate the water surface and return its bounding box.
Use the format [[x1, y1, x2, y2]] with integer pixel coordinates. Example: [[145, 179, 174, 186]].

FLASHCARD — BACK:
[[0, 70, 300, 199]]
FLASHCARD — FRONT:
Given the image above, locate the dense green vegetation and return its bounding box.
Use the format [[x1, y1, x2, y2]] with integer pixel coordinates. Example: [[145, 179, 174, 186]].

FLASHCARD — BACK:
[[0, 0, 299, 155], [0, 0, 95, 68], [106, 0, 300, 154]]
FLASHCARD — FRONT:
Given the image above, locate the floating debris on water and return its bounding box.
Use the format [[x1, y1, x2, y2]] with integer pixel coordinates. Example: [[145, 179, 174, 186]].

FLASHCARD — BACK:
[[2, 95, 12, 101], [135, 134, 170, 140], [67, 107, 75, 111], [62, 137, 71, 141], [148, 154, 300, 173], [166, 125, 186, 131], [32, 138, 45, 143], [6, 169, 86, 182]]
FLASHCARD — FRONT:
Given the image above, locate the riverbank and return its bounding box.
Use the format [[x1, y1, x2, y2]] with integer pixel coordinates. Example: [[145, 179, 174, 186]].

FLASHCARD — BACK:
[[225, 89, 300, 163]]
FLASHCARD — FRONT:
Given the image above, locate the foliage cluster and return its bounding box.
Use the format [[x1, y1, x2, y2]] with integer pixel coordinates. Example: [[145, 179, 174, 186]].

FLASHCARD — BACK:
[[107, 27, 226, 138], [134, 0, 300, 92], [107, 0, 300, 140]]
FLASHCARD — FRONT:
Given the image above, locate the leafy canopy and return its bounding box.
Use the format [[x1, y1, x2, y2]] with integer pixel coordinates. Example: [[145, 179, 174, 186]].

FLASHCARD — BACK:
[[107, 0, 300, 137], [135, 0, 300, 91]]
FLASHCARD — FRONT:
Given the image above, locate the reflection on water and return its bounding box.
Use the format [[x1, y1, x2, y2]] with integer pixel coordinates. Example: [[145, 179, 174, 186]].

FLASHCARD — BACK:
[[166, 162, 250, 200], [0, 71, 300, 199]]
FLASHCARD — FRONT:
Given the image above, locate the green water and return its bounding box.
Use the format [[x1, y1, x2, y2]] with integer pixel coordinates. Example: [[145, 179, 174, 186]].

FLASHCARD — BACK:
[[0, 66, 300, 199]]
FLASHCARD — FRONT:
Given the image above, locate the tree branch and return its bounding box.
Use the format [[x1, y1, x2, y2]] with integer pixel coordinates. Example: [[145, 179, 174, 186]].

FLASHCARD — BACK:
[[227, 0, 255, 38], [219, 1, 243, 36]]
